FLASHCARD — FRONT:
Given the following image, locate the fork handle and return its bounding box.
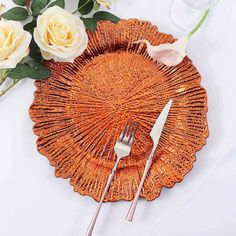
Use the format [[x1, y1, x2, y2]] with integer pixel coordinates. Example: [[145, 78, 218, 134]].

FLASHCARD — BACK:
[[126, 149, 155, 222], [86, 160, 119, 236]]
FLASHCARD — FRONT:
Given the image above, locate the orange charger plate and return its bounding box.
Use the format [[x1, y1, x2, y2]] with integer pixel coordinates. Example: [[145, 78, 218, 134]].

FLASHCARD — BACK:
[[29, 19, 208, 202]]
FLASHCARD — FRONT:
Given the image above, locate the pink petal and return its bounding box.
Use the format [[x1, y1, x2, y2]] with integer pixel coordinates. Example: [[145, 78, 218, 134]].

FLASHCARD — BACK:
[[157, 51, 184, 66], [135, 38, 187, 67]]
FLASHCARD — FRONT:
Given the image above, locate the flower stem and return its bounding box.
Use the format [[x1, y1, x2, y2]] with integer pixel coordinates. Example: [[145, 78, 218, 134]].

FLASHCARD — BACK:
[[73, 0, 91, 14], [187, 9, 210, 39], [0, 69, 8, 86], [0, 79, 20, 97], [0, 77, 6, 86]]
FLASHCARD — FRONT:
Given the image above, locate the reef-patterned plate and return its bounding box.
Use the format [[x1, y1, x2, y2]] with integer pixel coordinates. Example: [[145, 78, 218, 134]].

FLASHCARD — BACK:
[[29, 19, 208, 202]]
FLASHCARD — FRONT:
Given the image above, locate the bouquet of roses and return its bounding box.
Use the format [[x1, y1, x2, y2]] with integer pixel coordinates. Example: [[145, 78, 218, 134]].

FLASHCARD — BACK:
[[0, 0, 119, 97]]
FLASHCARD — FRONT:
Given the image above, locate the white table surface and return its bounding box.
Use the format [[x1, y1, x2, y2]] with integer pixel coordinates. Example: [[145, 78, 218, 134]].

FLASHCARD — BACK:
[[1, 0, 236, 235]]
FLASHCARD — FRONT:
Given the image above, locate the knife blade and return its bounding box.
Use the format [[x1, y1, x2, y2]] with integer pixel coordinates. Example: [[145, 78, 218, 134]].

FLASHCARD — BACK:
[[150, 99, 173, 149]]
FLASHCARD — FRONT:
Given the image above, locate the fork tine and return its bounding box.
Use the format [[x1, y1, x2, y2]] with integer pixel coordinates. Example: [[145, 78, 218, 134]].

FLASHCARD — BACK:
[[121, 122, 132, 144], [128, 122, 138, 146], [125, 122, 132, 137], [118, 122, 130, 142]]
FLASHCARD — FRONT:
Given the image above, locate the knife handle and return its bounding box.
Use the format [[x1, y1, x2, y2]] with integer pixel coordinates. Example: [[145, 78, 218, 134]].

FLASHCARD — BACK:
[[126, 149, 155, 222]]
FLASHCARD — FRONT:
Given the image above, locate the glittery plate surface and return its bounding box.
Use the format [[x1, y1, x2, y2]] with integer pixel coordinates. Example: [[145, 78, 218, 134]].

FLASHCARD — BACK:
[[29, 19, 208, 202]]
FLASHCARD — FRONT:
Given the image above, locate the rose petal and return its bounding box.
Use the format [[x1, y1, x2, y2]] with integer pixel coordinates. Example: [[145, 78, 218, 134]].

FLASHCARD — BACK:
[[8, 31, 32, 59], [0, 50, 28, 69]]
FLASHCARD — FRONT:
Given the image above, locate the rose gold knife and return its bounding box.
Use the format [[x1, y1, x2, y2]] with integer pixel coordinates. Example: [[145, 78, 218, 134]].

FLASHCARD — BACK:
[[126, 99, 173, 222]]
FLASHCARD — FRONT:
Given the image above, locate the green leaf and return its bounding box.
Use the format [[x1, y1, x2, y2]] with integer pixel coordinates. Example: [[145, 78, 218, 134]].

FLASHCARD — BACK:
[[31, 0, 49, 16], [8, 64, 36, 80], [24, 20, 36, 34], [48, 0, 65, 8], [78, 0, 94, 15], [8, 62, 51, 80], [2, 7, 28, 21], [81, 17, 97, 32], [29, 39, 42, 61], [26, 60, 52, 79], [12, 0, 26, 6], [93, 11, 120, 23]]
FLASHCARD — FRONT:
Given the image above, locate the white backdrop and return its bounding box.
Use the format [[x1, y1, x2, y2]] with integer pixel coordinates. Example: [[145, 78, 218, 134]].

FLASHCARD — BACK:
[[0, 0, 236, 235]]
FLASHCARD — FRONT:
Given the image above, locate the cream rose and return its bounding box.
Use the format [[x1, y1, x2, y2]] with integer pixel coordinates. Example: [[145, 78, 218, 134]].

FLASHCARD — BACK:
[[0, 21, 32, 69], [34, 6, 88, 63], [97, 0, 111, 9]]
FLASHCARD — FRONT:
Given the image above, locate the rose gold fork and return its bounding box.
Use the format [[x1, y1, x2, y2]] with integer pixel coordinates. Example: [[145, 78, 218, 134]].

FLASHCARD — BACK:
[[86, 122, 138, 236]]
